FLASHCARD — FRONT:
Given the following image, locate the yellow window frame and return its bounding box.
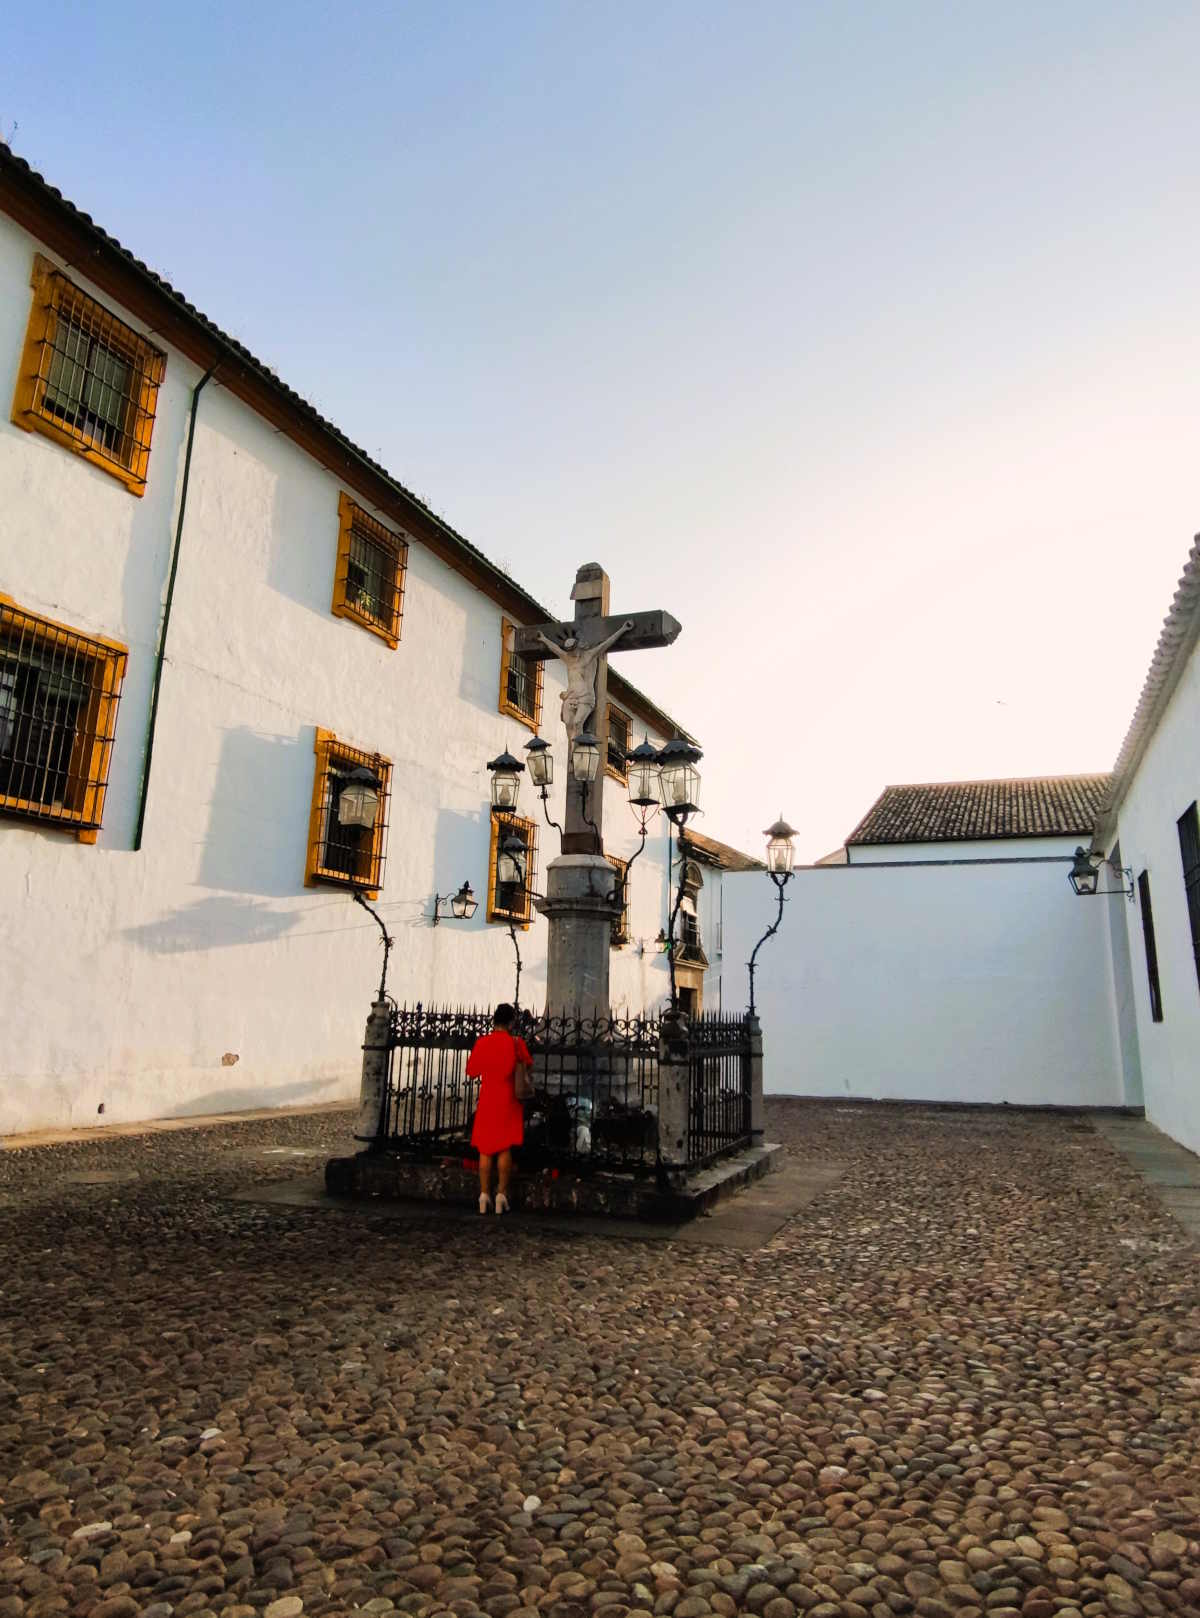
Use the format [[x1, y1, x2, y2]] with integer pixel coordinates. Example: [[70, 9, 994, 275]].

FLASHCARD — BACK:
[[606, 852, 631, 947], [605, 701, 630, 783], [11, 254, 166, 497], [304, 727, 392, 898], [487, 812, 537, 928], [331, 492, 408, 649], [498, 617, 544, 732], [0, 593, 128, 843]]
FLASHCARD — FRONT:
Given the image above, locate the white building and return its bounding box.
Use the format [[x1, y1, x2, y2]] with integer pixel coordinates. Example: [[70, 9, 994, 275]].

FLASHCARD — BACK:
[[725, 535, 1200, 1155], [0, 145, 733, 1137], [1093, 536, 1200, 1156]]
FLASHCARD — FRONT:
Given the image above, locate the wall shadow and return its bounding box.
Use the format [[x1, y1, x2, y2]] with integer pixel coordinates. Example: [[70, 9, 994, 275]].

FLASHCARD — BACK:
[[198, 724, 309, 897], [265, 463, 337, 623], [121, 895, 300, 954]]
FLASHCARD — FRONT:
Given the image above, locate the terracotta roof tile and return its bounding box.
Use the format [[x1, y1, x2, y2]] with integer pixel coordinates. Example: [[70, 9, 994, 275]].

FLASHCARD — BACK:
[[845, 774, 1110, 846]]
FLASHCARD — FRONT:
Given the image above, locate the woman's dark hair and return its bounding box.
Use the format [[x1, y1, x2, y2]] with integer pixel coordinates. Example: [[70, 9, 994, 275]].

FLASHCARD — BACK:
[[493, 1003, 516, 1029]]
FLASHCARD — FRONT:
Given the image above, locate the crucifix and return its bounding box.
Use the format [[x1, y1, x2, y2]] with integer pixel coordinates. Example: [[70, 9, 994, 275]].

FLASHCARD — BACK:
[[514, 563, 681, 856]]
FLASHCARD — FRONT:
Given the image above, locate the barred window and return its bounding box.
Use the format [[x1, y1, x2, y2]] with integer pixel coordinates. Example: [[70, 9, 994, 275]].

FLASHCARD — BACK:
[[331, 493, 408, 648], [0, 596, 127, 841], [12, 255, 165, 495], [1137, 869, 1164, 1022], [1177, 803, 1200, 994], [498, 618, 543, 730], [488, 813, 538, 926], [606, 853, 630, 947], [305, 728, 391, 895], [606, 703, 630, 780]]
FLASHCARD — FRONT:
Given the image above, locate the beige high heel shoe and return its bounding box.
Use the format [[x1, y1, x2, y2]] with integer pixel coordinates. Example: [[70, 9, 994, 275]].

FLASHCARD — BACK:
[[478, 1193, 493, 1214], [495, 1193, 510, 1215]]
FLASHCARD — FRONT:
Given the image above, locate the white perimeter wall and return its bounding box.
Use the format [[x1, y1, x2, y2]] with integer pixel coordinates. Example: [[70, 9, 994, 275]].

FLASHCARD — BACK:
[[0, 219, 679, 1135], [1110, 635, 1200, 1155], [724, 860, 1125, 1106]]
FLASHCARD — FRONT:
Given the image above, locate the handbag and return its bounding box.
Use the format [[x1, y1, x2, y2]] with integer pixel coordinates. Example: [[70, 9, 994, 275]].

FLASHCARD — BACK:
[[510, 1031, 535, 1102]]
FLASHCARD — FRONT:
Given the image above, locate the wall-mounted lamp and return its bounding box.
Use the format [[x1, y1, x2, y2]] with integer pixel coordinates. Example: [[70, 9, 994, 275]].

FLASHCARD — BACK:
[[1068, 846, 1134, 902], [432, 880, 479, 925]]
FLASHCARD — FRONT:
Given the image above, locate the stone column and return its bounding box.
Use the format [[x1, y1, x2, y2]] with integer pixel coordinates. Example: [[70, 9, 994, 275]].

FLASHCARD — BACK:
[[353, 995, 393, 1144], [537, 854, 618, 1018], [747, 1012, 765, 1147], [657, 1013, 691, 1182]]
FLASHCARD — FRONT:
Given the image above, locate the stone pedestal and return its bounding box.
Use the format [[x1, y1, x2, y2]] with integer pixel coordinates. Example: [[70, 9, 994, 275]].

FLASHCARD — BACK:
[[747, 1012, 765, 1146], [536, 854, 619, 1018], [353, 995, 392, 1143]]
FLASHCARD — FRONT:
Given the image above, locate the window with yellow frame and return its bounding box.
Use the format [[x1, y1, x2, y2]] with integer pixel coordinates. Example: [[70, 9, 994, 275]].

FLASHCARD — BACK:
[[12, 254, 166, 496], [305, 728, 392, 896], [0, 595, 128, 843], [605, 702, 630, 782], [487, 813, 538, 927], [606, 853, 631, 947], [498, 617, 543, 731], [331, 493, 408, 648]]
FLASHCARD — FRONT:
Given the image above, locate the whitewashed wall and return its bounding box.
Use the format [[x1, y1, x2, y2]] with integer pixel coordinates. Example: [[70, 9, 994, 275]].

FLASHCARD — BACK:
[[0, 218, 678, 1135], [723, 861, 1126, 1106], [1109, 638, 1200, 1155]]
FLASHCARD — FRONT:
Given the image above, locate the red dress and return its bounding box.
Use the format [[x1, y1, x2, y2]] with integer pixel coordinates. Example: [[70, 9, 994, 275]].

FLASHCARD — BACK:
[[468, 1029, 532, 1154]]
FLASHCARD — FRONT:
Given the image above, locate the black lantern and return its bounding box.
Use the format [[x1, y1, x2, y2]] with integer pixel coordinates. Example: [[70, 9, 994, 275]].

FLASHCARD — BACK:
[[658, 736, 702, 820], [487, 748, 524, 812], [337, 765, 382, 830], [1068, 846, 1101, 897], [433, 879, 480, 925], [627, 736, 661, 809], [497, 831, 527, 889], [764, 816, 798, 876], [525, 735, 553, 789], [571, 730, 601, 783]]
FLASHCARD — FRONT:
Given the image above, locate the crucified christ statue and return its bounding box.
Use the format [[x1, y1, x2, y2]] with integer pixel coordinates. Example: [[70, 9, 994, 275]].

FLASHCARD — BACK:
[[535, 619, 635, 740]]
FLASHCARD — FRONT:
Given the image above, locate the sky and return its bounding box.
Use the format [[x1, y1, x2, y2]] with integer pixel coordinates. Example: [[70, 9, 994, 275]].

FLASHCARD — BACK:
[[4, 2, 1198, 860]]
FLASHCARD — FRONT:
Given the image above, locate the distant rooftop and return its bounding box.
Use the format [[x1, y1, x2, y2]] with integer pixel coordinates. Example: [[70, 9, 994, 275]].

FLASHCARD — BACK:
[[685, 828, 765, 872], [846, 775, 1110, 846]]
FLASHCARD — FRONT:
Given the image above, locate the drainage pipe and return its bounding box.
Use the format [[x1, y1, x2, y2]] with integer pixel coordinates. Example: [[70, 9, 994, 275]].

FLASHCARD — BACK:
[[132, 364, 216, 851]]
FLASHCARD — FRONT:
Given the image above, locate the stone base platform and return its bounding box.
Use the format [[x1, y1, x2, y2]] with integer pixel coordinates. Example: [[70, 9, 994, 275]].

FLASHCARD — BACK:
[[324, 1141, 783, 1221]]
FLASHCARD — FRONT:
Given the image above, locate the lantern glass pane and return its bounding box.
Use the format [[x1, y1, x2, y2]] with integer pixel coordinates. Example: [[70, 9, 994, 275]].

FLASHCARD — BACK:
[[528, 748, 552, 788], [629, 761, 659, 805], [498, 850, 523, 885], [766, 835, 793, 874], [572, 742, 600, 782], [491, 773, 519, 810], [337, 782, 379, 829]]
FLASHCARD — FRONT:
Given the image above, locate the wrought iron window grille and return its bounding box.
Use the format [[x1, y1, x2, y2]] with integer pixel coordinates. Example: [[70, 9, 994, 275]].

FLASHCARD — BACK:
[[498, 618, 544, 730], [606, 702, 630, 781], [13, 255, 165, 494], [487, 812, 539, 926], [606, 853, 631, 947], [304, 730, 391, 895], [332, 494, 407, 647], [0, 597, 128, 839]]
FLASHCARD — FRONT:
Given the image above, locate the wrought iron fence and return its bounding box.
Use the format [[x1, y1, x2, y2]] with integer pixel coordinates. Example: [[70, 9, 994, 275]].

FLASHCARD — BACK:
[[376, 1003, 751, 1173], [688, 1008, 753, 1165]]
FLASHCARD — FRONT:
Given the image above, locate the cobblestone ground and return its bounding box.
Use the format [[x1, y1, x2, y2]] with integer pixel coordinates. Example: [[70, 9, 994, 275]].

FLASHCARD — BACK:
[[1, 1100, 1199, 1618]]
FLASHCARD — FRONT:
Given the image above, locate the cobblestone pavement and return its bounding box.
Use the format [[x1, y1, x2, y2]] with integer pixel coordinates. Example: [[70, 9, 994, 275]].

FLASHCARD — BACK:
[[2, 1100, 1199, 1618]]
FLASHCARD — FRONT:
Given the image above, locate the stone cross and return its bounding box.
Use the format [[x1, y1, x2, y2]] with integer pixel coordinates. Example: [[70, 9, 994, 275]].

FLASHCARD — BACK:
[[514, 564, 681, 855]]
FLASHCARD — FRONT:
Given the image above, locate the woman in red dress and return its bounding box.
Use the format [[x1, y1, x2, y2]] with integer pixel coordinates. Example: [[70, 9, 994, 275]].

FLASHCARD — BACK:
[[467, 1003, 533, 1214]]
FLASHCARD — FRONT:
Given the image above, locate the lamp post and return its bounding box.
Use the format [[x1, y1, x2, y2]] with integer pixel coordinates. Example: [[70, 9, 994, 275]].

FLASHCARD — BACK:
[[748, 817, 798, 1015], [335, 763, 394, 1002], [1068, 846, 1134, 901], [657, 736, 703, 1015], [571, 729, 602, 852], [497, 829, 528, 1008], [525, 735, 563, 838]]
